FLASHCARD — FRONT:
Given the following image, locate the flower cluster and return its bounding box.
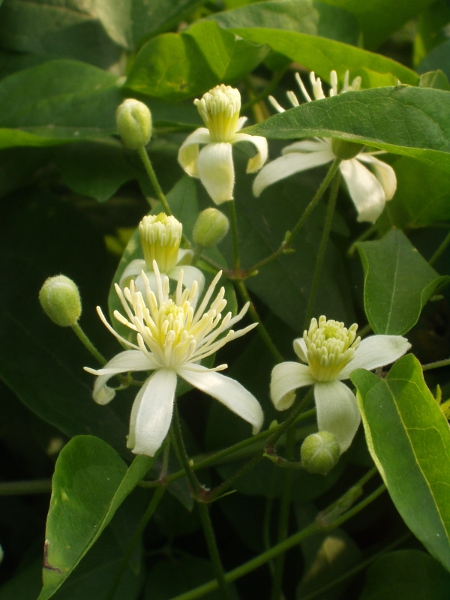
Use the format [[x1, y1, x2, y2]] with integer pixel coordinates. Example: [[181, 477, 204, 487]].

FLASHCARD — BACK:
[[253, 71, 397, 223]]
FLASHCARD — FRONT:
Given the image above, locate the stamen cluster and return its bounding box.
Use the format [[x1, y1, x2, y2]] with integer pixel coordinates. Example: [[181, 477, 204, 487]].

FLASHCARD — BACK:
[[139, 214, 182, 272], [304, 316, 360, 382], [195, 84, 241, 142]]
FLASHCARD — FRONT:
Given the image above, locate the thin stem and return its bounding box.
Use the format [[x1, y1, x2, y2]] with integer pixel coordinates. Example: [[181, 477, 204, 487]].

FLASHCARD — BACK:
[[271, 426, 295, 600], [422, 357, 450, 371], [228, 200, 240, 274], [105, 486, 165, 600], [266, 389, 314, 453], [168, 469, 383, 600], [429, 230, 450, 267], [0, 479, 52, 496], [263, 499, 275, 576], [241, 69, 288, 114], [206, 453, 264, 503], [72, 322, 107, 365], [137, 147, 172, 215], [245, 158, 342, 277], [347, 224, 377, 257], [358, 322, 373, 338], [171, 403, 231, 600], [303, 169, 340, 329], [234, 279, 284, 363]]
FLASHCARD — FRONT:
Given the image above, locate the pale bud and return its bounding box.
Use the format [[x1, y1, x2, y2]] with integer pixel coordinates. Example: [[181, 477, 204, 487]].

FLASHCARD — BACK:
[[116, 99, 152, 149], [301, 431, 340, 475], [193, 208, 229, 248], [39, 275, 82, 327]]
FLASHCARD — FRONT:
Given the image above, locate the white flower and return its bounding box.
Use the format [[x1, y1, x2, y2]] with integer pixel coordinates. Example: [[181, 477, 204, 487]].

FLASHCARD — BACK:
[[270, 316, 410, 453], [253, 71, 397, 223], [85, 263, 264, 457], [178, 84, 268, 204], [120, 213, 205, 297]]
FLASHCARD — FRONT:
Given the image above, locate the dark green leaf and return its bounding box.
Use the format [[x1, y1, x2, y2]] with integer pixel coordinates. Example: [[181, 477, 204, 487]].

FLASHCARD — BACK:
[[351, 354, 450, 572], [418, 40, 450, 82], [0, 60, 121, 148], [38, 436, 153, 599], [230, 28, 418, 86], [383, 157, 450, 229], [246, 87, 450, 172], [359, 549, 450, 599], [0, 0, 121, 68], [206, 0, 360, 45], [125, 21, 269, 101], [355, 229, 449, 335], [419, 70, 450, 90]]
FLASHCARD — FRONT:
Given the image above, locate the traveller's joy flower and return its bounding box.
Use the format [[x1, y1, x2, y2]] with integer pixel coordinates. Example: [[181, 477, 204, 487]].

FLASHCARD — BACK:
[[85, 263, 264, 456], [270, 316, 410, 453], [253, 71, 397, 223], [178, 84, 268, 204], [120, 213, 204, 296]]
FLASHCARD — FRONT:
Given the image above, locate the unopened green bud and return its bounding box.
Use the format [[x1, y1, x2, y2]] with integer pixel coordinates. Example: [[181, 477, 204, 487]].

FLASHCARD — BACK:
[[301, 431, 340, 475], [39, 275, 82, 327], [116, 99, 152, 150], [193, 208, 230, 248], [331, 139, 364, 160]]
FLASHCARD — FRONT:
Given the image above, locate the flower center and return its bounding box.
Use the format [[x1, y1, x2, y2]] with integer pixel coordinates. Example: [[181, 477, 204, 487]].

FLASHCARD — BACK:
[[194, 84, 241, 142], [304, 316, 360, 382], [139, 213, 182, 273]]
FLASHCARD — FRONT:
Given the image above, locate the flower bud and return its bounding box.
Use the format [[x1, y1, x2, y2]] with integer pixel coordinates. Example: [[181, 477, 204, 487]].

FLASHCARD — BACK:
[[39, 275, 82, 327], [116, 99, 152, 150], [301, 431, 340, 475], [193, 208, 230, 248], [331, 139, 364, 160]]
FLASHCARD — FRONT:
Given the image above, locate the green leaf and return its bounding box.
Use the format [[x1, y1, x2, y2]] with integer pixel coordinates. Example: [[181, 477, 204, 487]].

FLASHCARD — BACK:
[[230, 28, 418, 86], [206, 0, 360, 45], [38, 435, 154, 600], [351, 354, 450, 572], [245, 86, 450, 172], [383, 157, 450, 229], [0, 0, 121, 68], [125, 21, 269, 101], [355, 229, 449, 335], [418, 40, 450, 82], [318, 0, 436, 49], [419, 70, 450, 91], [359, 549, 450, 600], [0, 194, 130, 452], [0, 60, 121, 149], [94, 0, 205, 49]]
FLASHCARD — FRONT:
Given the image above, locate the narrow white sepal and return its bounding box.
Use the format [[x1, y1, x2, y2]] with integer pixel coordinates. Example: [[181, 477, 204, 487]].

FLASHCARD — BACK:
[[170, 265, 205, 297], [282, 139, 332, 154], [314, 380, 360, 453], [253, 151, 333, 197], [293, 338, 308, 363], [358, 154, 397, 201], [197, 142, 235, 203], [233, 132, 268, 173], [270, 361, 315, 410], [339, 335, 411, 379], [179, 364, 264, 434], [85, 350, 155, 405], [119, 259, 146, 288], [129, 368, 177, 457], [339, 158, 386, 223], [178, 128, 211, 178]]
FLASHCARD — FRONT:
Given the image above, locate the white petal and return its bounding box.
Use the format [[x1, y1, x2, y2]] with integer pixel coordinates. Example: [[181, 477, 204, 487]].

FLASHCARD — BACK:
[[293, 338, 308, 363], [170, 265, 205, 296], [314, 380, 360, 453], [197, 143, 235, 204], [232, 133, 268, 173], [270, 361, 315, 411], [253, 151, 333, 198], [85, 350, 156, 405], [236, 116, 248, 131], [339, 335, 411, 379], [358, 154, 397, 200], [119, 259, 146, 288], [178, 128, 212, 178], [178, 364, 264, 434], [282, 139, 332, 154], [134, 271, 158, 295], [176, 248, 194, 265], [339, 159, 386, 223], [128, 368, 177, 457]]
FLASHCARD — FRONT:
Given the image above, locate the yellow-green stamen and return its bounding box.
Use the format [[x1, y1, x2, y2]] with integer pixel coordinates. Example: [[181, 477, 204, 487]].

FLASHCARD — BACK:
[[194, 85, 241, 142]]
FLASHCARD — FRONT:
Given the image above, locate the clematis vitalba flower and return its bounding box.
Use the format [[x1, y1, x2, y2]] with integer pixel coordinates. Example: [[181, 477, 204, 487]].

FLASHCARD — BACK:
[[270, 316, 410, 453], [178, 84, 268, 204], [120, 213, 204, 296], [85, 263, 264, 456], [253, 71, 397, 223]]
